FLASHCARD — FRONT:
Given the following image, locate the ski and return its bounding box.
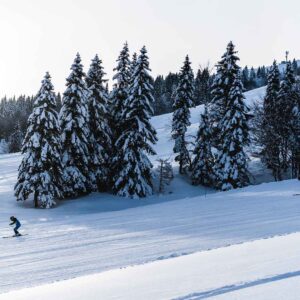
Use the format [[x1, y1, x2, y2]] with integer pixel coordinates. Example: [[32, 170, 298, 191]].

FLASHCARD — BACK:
[[3, 234, 28, 239]]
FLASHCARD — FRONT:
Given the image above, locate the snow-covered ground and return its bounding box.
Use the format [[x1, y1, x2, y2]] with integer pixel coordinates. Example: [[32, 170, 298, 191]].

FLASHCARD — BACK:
[[2, 232, 300, 300], [3, 86, 300, 299]]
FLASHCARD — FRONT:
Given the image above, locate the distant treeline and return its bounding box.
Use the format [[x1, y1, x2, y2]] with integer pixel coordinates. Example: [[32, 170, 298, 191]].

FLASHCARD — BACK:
[[1, 59, 300, 153]]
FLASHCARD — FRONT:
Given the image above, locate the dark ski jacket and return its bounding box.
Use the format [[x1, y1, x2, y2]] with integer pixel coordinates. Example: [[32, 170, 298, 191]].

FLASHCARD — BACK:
[[10, 217, 21, 227]]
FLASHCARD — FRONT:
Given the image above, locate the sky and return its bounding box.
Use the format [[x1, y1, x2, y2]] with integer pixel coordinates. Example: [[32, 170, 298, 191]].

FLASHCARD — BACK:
[[0, 0, 299, 97]]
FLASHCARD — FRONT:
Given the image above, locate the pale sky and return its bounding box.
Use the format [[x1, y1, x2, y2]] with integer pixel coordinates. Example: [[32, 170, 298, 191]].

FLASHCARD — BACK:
[[0, 0, 299, 97]]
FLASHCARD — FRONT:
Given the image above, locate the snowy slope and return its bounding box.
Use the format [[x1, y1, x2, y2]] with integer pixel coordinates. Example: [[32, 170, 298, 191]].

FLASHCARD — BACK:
[[6, 86, 300, 299], [1, 232, 300, 300], [152, 85, 266, 160]]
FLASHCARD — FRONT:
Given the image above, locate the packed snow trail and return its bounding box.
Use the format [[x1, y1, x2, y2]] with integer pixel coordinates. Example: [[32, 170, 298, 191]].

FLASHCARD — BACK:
[[1, 232, 300, 300], [1, 153, 300, 293]]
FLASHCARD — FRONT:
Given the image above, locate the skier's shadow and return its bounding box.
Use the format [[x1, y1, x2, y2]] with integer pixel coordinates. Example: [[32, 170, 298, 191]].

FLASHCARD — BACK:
[[174, 270, 300, 299]]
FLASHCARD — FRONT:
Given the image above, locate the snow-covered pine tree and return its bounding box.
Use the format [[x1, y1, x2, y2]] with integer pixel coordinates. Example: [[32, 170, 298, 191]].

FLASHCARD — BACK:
[[59, 53, 91, 197], [292, 58, 298, 75], [9, 121, 23, 153], [111, 42, 131, 135], [113, 46, 157, 198], [130, 52, 138, 81], [110, 43, 131, 181], [214, 73, 250, 191], [172, 55, 194, 174], [86, 54, 112, 191], [289, 87, 300, 178], [194, 68, 211, 106], [56, 92, 62, 111], [14, 72, 63, 208], [260, 61, 281, 180], [210, 41, 240, 141], [192, 105, 214, 186], [276, 60, 296, 173]]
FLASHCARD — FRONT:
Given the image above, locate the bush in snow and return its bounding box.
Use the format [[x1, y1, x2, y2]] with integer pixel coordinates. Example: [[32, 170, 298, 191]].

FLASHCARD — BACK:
[[155, 158, 174, 193]]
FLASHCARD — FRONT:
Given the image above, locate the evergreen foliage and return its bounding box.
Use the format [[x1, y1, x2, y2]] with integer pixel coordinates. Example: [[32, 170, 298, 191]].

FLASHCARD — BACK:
[[113, 46, 157, 198], [86, 54, 112, 191], [59, 53, 91, 197], [172, 55, 194, 174], [210, 41, 240, 128], [260, 61, 282, 180], [14, 72, 63, 208], [214, 74, 250, 190], [192, 105, 214, 186], [156, 158, 174, 193]]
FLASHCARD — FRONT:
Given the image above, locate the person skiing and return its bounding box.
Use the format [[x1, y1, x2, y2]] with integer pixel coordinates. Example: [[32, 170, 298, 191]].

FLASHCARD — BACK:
[[9, 216, 21, 236]]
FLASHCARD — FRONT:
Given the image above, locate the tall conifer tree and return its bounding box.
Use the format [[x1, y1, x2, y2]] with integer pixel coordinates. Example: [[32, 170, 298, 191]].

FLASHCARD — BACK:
[[172, 55, 194, 174], [192, 105, 214, 186], [60, 53, 91, 197], [113, 46, 157, 198], [261, 61, 281, 180], [15, 72, 63, 208], [210, 41, 240, 140], [276, 61, 296, 173], [111, 42, 131, 134], [214, 74, 250, 190], [86, 54, 112, 191]]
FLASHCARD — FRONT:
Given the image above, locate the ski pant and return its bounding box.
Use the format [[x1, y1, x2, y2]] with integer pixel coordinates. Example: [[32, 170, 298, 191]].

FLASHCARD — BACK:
[[14, 224, 20, 235]]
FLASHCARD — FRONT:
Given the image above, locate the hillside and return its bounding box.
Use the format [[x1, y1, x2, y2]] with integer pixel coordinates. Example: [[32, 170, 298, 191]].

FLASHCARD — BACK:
[[3, 86, 300, 299]]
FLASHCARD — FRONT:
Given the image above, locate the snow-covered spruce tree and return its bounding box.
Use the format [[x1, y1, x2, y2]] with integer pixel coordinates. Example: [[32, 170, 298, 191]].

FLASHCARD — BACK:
[[129, 52, 138, 81], [172, 55, 194, 174], [113, 46, 157, 198], [210, 41, 240, 143], [214, 74, 250, 191], [110, 43, 131, 181], [86, 54, 112, 191], [111, 42, 131, 136], [194, 68, 211, 106], [14, 72, 63, 208], [192, 105, 214, 186], [60, 53, 91, 197], [289, 87, 300, 178], [260, 61, 281, 180], [276, 61, 296, 174], [9, 121, 23, 153]]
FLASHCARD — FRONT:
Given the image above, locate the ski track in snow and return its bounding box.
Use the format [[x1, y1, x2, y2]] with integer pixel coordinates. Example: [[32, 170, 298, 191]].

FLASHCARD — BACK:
[[2, 232, 300, 300], [4, 86, 299, 295]]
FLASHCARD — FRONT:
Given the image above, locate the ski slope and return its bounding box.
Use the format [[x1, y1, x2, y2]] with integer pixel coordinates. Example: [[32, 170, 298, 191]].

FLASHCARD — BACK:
[[3, 86, 300, 299], [1, 232, 300, 300]]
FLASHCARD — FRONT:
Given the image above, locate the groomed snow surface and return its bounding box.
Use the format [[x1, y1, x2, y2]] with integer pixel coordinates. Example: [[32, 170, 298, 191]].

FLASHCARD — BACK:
[[2, 86, 300, 299]]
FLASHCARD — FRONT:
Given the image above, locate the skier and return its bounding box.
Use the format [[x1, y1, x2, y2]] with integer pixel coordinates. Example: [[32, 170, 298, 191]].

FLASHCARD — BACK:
[[9, 216, 21, 236]]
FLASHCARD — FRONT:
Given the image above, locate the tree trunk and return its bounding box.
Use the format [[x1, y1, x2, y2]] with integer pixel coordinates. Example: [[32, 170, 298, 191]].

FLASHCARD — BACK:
[[159, 161, 163, 193], [179, 160, 183, 174], [34, 191, 39, 208]]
